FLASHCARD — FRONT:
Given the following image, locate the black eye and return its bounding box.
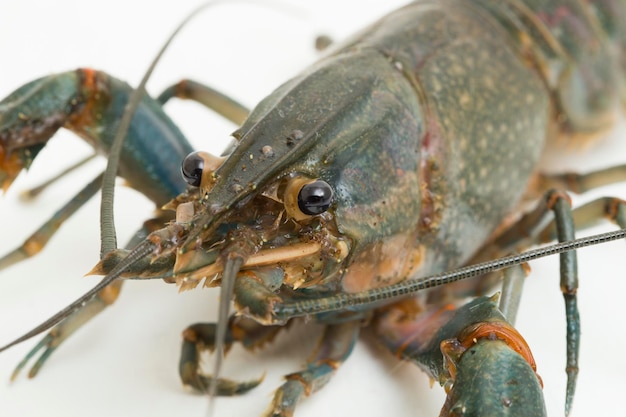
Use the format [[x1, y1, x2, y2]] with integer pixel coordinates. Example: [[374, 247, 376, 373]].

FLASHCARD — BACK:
[[297, 180, 333, 215], [181, 151, 204, 187]]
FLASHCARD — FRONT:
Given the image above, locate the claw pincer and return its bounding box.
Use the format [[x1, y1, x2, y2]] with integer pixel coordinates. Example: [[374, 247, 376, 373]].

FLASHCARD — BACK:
[[375, 296, 545, 416], [0, 69, 193, 203]]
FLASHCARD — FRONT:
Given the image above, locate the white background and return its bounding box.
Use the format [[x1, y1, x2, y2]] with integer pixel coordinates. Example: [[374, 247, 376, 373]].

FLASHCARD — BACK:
[[1, 1, 625, 416]]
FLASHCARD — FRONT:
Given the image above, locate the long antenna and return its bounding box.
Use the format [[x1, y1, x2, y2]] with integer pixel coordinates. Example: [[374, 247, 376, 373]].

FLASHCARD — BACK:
[[273, 227, 626, 318], [99, 2, 220, 257]]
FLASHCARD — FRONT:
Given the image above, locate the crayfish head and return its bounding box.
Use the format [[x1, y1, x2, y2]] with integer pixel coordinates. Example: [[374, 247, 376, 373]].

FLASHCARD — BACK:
[[165, 47, 431, 302], [169, 169, 351, 293]]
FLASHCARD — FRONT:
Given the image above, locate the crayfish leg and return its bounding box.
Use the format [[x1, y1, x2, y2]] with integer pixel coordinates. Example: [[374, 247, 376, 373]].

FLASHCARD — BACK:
[[157, 79, 249, 126], [6, 212, 172, 379], [0, 173, 102, 272], [179, 316, 281, 395], [482, 189, 626, 415], [11, 279, 123, 381], [263, 321, 360, 417]]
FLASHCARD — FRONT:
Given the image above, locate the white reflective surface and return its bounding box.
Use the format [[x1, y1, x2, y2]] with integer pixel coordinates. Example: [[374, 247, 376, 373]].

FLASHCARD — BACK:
[[1, 1, 625, 416]]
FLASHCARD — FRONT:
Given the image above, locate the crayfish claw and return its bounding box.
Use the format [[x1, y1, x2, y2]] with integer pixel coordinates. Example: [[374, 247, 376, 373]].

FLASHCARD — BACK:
[[10, 333, 56, 381], [7, 280, 124, 382], [180, 361, 263, 396]]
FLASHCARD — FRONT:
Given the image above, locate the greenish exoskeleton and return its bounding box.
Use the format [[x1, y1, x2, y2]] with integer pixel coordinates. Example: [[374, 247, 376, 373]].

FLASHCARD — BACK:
[[1, 1, 626, 416]]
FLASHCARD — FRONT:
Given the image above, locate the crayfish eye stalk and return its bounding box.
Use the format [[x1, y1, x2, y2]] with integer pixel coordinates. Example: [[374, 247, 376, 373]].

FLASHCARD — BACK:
[[283, 176, 334, 221], [298, 180, 333, 215], [180, 151, 224, 191]]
